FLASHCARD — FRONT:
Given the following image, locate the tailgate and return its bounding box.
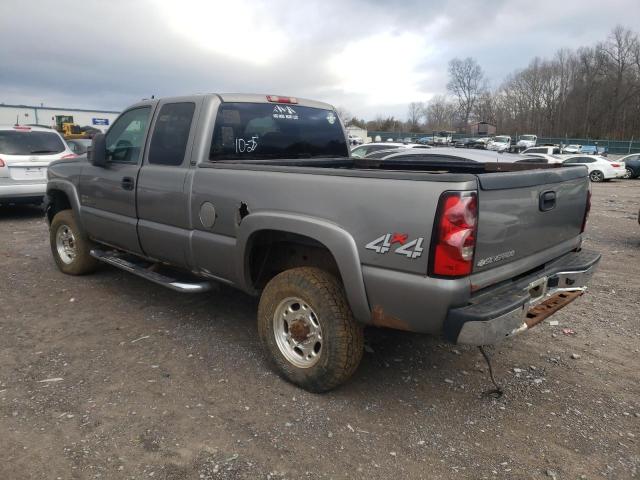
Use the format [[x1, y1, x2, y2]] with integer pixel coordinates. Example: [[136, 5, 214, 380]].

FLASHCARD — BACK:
[[473, 167, 588, 276]]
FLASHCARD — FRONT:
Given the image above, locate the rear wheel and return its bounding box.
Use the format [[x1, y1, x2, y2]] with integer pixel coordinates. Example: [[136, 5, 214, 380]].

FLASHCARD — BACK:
[[258, 267, 364, 392], [589, 170, 604, 182], [50, 209, 99, 275], [623, 167, 634, 179]]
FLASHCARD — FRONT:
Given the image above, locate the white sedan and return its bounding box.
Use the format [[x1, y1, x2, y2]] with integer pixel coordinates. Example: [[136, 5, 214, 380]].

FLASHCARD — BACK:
[[561, 155, 626, 182]]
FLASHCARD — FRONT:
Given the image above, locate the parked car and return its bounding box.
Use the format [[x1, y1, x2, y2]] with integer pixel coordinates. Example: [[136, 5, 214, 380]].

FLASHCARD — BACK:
[[351, 142, 427, 158], [432, 132, 453, 145], [522, 146, 562, 155], [487, 135, 511, 152], [562, 144, 582, 154], [348, 134, 363, 146], [415, 136, 433, 145], [471, 137, 489, 149], [580, 145, 598, 155], [616, 153, 640, 179], [65, 138, 93, 155], [454, 138, 475, 148], [0, 125, 76, 205], [562, 155, 626, 182], [516, 134, 537, 151], [45, 94, 599, 392], [521, 153, 565, 164]]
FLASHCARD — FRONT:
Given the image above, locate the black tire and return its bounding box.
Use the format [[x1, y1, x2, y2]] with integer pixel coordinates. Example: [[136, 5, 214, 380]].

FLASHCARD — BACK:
[[623, 167, 634, 179], [50, 209, 99, 275], [258, 267, 364, 392], [589, 170, 604, 182]]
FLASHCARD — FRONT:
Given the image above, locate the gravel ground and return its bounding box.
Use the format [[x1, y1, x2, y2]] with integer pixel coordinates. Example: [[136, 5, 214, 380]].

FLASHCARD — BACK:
[[0, 180, 638, 480]]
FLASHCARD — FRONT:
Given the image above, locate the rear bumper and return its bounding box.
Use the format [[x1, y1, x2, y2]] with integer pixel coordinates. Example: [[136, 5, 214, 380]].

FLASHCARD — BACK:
[[0, 180, 46, 200], [444, 249, 600, 345]]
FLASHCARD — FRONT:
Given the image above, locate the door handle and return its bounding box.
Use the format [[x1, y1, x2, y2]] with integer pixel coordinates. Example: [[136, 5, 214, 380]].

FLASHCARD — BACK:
[[539, 191, 556, 211], [121, 176, 135, 191]]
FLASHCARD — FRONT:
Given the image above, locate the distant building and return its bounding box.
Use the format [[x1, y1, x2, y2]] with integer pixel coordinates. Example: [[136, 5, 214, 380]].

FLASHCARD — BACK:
[[469, 121, 496, 137], [0, 103, 120, 132]]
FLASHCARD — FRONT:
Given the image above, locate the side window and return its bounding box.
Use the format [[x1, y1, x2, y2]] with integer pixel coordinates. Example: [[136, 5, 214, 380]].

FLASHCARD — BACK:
[[528, 148, 543, 153], [148, 102, 195, 166], [105, 107, 151, 163]]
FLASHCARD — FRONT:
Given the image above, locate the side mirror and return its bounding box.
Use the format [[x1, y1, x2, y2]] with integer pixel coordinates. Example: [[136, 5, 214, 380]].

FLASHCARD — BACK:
[[88, 133, 108, 167]]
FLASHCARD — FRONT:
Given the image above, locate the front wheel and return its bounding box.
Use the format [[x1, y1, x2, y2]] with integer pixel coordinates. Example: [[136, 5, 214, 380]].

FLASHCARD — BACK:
[[50, 209, 99, 275], [623, 167, 634, 179], [258, 267, 364, 392], [589, 170, 605, 182]]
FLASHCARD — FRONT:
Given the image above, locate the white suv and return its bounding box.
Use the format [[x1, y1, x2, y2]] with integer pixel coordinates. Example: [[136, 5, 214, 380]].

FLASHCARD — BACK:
[[0, 125, 76, 205], [487, 135, 511, 152]]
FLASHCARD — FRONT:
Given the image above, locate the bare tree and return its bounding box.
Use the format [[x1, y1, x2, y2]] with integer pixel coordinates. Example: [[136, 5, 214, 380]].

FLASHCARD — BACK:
[[447, 57, 485, 127], [424, 95, 456, 130], [406, 102, 425, 131]]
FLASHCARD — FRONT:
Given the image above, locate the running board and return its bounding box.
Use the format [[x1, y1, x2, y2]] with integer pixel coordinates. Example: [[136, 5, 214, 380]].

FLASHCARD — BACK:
[[90, 249, 212, 293]]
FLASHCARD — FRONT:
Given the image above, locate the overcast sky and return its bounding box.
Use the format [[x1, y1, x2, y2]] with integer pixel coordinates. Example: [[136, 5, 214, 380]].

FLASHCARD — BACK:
[[1, 0, 639, 119]]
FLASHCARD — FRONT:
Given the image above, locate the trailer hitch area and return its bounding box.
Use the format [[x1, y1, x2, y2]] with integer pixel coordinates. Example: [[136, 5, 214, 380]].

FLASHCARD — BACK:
[[524, 290, 585, 329]]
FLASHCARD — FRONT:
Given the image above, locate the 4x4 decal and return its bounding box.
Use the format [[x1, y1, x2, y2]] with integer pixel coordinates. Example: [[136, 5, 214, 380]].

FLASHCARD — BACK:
[[365, 233, 424, 259]]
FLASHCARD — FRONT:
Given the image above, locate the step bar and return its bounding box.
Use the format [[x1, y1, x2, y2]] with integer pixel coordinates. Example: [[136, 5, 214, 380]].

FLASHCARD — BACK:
[[90, 249, 213, 293]]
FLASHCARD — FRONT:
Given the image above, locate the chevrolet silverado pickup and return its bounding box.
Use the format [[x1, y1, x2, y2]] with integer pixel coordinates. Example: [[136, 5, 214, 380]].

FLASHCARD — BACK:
[[45, 94, 600, 392]]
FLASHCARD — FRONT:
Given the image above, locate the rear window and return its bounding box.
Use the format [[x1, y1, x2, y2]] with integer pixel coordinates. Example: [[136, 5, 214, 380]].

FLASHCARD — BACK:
[[209, 102, 348, 161], [0, 130, 65, 155]]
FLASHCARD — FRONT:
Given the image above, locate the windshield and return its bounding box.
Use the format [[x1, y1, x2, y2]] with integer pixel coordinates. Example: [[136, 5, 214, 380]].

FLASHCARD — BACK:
[[520, 135, 535, 141], [495, 136, 510, 143], [209, 102, 348, 160], [0, 130, 65, 155]]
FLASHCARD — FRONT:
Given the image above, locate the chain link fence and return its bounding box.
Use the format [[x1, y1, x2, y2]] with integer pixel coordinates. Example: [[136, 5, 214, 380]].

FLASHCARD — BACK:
[[366, 131, 640, 154]]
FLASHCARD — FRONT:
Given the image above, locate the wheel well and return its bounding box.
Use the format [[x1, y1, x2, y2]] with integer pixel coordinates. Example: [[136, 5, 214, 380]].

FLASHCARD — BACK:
[[247, 230, 340, 290], [46, 190, 72, 223]]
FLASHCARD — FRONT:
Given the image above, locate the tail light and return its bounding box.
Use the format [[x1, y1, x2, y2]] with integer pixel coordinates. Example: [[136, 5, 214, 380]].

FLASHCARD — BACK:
[[429, 191, 478, 277], [610, 163, 620, 167], [0, 157, 5, 167], [266, 95, 298, 104], [61, 153, 78, 159], [580, 188, 591, 233]]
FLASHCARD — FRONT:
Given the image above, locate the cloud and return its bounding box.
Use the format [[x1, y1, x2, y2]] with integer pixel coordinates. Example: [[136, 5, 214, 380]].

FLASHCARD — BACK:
[[0, 0, 639, 120]]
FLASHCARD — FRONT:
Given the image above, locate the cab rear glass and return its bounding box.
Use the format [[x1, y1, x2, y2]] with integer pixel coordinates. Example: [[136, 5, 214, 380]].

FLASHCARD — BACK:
[[209, 102, 348, 161], [0, 130, 65, 155]]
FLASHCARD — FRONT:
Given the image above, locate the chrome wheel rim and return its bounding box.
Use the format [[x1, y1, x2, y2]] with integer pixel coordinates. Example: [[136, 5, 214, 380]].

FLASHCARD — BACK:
[[624, 168, 633, 179], [56, 224, 77, 264], [273, 297, 322, 368], [590, 171, 603, 182]]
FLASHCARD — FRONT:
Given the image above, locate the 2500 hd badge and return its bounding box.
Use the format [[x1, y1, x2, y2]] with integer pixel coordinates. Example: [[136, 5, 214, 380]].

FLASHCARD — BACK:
[[476, 249, 516, 267]]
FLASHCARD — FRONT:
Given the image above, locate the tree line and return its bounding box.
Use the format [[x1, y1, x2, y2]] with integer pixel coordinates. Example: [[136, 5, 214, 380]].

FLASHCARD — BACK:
[[342, 26, 640, 140]]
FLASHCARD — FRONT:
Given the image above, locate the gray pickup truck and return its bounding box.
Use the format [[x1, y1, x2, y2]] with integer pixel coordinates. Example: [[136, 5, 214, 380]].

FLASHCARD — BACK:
[[45, 94, 600, 392]]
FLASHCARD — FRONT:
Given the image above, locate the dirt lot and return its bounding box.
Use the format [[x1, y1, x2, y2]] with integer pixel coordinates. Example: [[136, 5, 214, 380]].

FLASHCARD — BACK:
[[0, 180, 638, 480]]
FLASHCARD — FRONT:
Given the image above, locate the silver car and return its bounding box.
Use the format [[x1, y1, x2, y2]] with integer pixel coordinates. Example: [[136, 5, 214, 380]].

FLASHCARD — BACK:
[[0, 125, 76, 205]]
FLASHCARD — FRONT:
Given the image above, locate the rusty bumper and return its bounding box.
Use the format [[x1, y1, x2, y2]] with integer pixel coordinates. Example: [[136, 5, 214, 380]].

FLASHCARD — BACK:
[[445, 249, 600, 346]]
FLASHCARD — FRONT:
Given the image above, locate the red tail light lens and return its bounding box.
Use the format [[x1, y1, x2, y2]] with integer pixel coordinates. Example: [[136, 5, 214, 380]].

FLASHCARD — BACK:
[[580, 188, 591, 233], [61, 153, 78, 159], [0, 157, 5, 167], [610, 163, 620, 167], [430, 191, 478, 277], [266, 95, 298, 104]]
